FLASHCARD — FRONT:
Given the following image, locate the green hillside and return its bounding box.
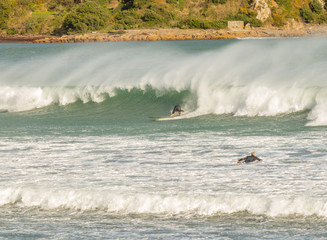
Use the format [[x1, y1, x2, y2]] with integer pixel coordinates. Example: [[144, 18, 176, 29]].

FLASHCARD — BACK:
[[1, 0, 327, 35]]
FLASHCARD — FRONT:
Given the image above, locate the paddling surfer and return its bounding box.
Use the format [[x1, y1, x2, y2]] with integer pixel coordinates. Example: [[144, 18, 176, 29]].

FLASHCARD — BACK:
[[170, 105, 183, 117], [235, 152, 262, 164]]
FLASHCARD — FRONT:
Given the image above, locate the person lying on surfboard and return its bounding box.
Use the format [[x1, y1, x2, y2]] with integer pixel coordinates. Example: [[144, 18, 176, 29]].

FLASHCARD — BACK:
[[235, 152, 262, 164], [170, 105, 184, 117]]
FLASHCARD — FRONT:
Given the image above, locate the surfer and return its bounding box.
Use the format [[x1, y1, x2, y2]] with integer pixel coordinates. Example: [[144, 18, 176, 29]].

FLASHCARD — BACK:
[[235, 152, 262, 164], [170, 105, 183, 117]]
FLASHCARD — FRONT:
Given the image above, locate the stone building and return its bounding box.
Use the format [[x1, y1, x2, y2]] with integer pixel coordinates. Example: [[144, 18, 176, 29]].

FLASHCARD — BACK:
[[228, 21, 244, 31]]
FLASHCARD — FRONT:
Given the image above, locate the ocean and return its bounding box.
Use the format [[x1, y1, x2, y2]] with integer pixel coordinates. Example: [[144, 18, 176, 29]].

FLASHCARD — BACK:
[[0, 38, 327, 239]]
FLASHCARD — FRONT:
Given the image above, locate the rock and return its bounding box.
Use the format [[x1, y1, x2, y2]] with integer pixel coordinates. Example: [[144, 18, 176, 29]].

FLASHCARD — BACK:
[[284, 18, 304, 30], [147, 34, 158, 41], [23, 25, 327, 44], [244, 23, 252, 30], [253, 0, 271, 22], [318, 0, 325, 8]]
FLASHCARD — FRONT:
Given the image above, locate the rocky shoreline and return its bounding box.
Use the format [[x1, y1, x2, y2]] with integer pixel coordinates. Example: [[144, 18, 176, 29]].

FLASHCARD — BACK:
[[1, 24, 327, 44]]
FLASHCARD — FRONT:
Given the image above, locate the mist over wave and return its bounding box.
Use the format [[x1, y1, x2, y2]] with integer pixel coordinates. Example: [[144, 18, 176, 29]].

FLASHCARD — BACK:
[[1, 39, 327, 125], [1, 187, 326, 218]]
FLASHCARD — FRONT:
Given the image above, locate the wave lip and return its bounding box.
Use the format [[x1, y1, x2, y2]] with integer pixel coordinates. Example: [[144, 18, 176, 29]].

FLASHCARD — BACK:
[[1, 188, 327, 218], [0, 86, 113, 112]]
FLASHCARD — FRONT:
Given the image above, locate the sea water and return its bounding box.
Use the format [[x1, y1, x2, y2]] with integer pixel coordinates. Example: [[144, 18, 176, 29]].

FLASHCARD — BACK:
[[0, 38, 327, 239]]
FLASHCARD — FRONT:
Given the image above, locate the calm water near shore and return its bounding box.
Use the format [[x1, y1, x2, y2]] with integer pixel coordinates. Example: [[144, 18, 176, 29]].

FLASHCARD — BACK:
[[0, 38, 327, 239]]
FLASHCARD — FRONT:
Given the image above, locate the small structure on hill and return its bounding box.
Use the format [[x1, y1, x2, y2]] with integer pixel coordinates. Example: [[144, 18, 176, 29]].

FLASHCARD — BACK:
[[228, 21, 244, 31]]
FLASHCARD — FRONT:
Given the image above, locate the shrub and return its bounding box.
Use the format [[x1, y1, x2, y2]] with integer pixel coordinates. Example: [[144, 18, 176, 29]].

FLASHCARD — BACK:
[[120, 0, 134, 10], [209, 20, 227, 29], [115, 10, 141, 29], [133, 0, 148, 9], [0, 2, 10, 29], [271, 7, 287, 27], [300, 6, 314, 23], [183, 17, 204, 29], [141, 4, 174, 27], [317, 12, 327, 23], [48, 0, 75, 11], [62, 1, 109, 33], [166, 0, 186, 9], [179, 17, 227, 29], [274, 0, 291, 6], [151, 4, 176, 20], [7, 28, 18, 34], [142, 9, 165, 24], [206, 0, 227, 4], [309, 0, 323, 14]]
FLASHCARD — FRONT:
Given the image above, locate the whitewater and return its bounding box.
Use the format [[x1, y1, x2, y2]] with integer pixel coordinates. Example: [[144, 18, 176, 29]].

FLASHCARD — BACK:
[[0, 38, 327, 239]]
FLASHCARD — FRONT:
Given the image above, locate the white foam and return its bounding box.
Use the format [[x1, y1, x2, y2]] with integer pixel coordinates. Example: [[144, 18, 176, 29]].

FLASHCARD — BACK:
[[1, 187, 327, 217], [306, 88, 327, 126], [0, 86, 115, 112]]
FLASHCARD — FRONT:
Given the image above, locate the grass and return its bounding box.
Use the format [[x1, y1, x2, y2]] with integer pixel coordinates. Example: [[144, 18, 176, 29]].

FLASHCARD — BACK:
[[31, 12, 56, 20]]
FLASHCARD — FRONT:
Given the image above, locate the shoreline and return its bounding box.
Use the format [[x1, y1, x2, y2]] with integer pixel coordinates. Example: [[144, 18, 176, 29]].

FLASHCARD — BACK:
[[1, 24, 327, 44]]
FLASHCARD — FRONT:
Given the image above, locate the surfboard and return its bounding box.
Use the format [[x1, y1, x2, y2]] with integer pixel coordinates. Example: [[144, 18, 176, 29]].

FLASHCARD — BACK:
[[154, 116, 184, 121]]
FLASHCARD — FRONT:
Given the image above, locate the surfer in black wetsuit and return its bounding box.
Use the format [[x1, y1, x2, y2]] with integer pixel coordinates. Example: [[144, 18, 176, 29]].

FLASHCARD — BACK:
[[170, 105, 183, 117], [235, 152, 262, 164]]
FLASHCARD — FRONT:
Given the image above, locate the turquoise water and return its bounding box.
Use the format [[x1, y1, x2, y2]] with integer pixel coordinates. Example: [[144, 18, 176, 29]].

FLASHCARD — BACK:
[[0, 39, 327, 239]]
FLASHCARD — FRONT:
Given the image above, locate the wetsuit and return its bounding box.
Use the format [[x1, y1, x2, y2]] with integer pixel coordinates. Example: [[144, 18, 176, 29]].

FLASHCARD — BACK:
[[237, 155, 262, 164], [171, 105, 183, 115]]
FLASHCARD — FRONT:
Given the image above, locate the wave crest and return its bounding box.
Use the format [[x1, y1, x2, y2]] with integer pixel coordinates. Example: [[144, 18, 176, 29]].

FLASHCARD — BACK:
[[0, 86, 114, 112]]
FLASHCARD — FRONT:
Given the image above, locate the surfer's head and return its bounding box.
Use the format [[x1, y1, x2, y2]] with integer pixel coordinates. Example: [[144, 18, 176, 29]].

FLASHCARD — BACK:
[[251, 152, 256, 156]]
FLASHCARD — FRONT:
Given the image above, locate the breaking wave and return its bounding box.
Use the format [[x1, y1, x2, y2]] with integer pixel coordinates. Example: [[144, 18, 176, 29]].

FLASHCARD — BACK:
[[1, 187, 327, 218], [0, 85, 326, 126], [1, 38, 327, 125]]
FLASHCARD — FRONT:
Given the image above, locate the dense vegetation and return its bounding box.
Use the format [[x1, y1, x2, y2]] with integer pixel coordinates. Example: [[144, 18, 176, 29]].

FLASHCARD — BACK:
[[0, 0, 327, 35]]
